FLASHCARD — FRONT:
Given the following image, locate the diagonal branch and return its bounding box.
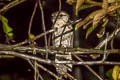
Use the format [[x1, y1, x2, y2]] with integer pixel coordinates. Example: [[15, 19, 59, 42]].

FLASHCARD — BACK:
[[73, 55, 103, 80], [0, 0, 27, 13], [96, 26, 120, 49]]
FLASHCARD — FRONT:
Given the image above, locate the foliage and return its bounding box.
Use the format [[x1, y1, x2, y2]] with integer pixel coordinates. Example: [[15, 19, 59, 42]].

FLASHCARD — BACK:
[[66, 0, 120, 39], [85, 26, 94, 39], [29, 33, 35, 39], [0, 15, 13, 37], [106, 68, 113, 80], [106, 65, 120, 80], [112, 65, 120, 80]]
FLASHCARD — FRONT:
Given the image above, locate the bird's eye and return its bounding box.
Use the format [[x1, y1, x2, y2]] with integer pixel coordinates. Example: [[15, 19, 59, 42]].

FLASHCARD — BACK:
[[59, 14, 66, 17]]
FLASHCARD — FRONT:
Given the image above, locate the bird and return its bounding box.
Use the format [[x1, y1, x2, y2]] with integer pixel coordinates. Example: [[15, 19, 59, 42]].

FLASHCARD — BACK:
[[51, 11, 73, 78]]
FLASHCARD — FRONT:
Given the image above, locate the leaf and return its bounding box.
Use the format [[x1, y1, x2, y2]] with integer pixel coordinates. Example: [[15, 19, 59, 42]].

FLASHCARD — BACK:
[[106, 69, 113, 80], [79, 4, 95, 11], [116, 0, 120, 14], [75, 0, 84, 16], [83, 20, 92, 29], [112, 65, 120, 80], [118, 1, 120, 5], [102, 0, 108, 12], [2, 21, 13, 34], [0, 15, 8, 23], [93, 0, 108, 28], [7, 33, 13, 37], [85, 26, 94, 39], [92, 10, 105, 28], [66, 0, 76, 5], [75, 9, 101, 31], [75, 5, 120, 31], [117, 8, 120, 14], [96, 27, 105, 38], [29, 33, 35, 39], [75, 20, 84, 30], [108, 5, 120, 12], [108, 0, 115, 3], [102, 18, 109, 27], [0, 15, 13, 37], [118, 74, 120, 80]]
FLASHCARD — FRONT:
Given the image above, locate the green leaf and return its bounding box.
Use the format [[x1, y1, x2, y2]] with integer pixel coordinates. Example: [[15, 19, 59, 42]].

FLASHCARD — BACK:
[[2, 21, 13, 34], [29, 33, 35, 39], [112, 65, 120, 80], [116, 1, 120, 14], [106, 69, 113, 80], [0, 15, 8, 23], [0, 15, 13, 37], [118, 1, 120, 5], [7, 33, 13, 37], [85, 26, 94, 39], [117, 8, 120, 14]]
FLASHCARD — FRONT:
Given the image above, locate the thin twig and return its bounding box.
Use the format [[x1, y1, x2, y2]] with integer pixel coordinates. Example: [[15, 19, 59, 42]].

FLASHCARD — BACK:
[[1, 44, 120, 55], [0, 51, 51, 64], [33, 49, 38, 80], [28, 0, 38, 36], [102, 33, 109, 61], [38, 0, 48, 59], [1, 51, 120, 65], [65, 72, 77, 80], [11, 18, 81, 48], [55, 61, 120, 65], [59, 0, 61, 11], [50, 0, 62, 50], [51, 0, 62, 29], [95, 27, 120, 49], [37, 64, 61, 79], [12, 29, 55, 48], [27, 59, 44, 80], [92, 23, 120, 59], [0, 55, 15, 58], [0, 0, 26, 13], [86, 0, 102, 6], [73, 55, 103, 80]]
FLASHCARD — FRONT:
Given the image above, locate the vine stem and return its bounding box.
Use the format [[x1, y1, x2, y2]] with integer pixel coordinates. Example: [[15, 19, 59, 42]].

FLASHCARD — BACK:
[[28, 0, 38, 36], [38, 0, 48, 59]]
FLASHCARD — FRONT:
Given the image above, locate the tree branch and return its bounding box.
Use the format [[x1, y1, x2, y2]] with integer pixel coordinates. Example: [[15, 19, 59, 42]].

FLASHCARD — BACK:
[[0, 0, 27, 13], [0, 51, 120, 65]]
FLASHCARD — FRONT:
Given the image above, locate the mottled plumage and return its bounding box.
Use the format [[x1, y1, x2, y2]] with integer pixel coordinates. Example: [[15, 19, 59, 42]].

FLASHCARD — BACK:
[[51, 11, 73, 76]]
